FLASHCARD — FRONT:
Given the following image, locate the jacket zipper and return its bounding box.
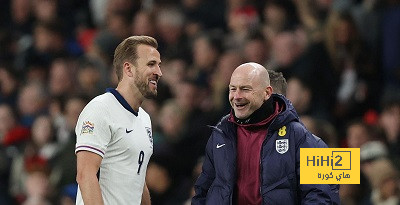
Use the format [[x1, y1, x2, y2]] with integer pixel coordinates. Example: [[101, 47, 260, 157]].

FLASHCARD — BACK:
[[259, 131, 273, 205]]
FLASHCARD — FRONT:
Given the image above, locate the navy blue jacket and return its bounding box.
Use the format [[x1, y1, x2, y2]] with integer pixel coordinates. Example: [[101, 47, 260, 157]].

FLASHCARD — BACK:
[[192, 94, 338, 205]]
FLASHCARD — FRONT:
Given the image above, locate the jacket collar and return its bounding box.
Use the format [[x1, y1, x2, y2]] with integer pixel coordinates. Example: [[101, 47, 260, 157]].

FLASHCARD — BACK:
[[230, 97, 274, 125], [218, 94, 300, 133]]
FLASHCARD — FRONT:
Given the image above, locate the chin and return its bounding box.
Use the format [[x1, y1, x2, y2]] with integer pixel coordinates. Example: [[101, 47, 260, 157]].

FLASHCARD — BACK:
[[144, 91, 157, 99], [235, 112, 247, 119]]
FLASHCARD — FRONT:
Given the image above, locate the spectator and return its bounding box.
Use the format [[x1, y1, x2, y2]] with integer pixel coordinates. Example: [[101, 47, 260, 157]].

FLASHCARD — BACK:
[[155, 6, 190, 59], [76, 59, 108, 98], [188, 31, 223, 88], [48, 58, 77, 97], [0, 65, 20, 106], [261, 0, 298, 40], [365, 158, 400, 205], [211, 50, 244, 115], [22, 162, 52, 205], [243, 32, 270, 65], [51, 95, 88, 197], [131, 10, 156, 37], [267, 69, 287, 96], [17, 81, 48, 127], [379, 95, 400, 167], [346, 119, 375, 148]]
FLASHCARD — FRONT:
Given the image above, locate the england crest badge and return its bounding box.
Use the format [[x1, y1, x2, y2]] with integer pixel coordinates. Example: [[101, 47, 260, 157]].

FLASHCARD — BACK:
[[276, 139, 289, 154], [145, 127, 153, 145]]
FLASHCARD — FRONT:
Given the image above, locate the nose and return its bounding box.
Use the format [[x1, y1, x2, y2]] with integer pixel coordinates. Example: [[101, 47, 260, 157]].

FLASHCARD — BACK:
[[154, 65, 162, 78], [233, 90, 242, 100]]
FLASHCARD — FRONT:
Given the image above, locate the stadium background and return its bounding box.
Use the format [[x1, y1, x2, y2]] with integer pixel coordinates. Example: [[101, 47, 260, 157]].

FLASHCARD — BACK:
[[0, 0, 399, 204]]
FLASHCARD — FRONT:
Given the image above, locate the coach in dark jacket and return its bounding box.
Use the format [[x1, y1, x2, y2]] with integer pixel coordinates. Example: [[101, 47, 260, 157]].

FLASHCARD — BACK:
[[192, 63, 337, 204]]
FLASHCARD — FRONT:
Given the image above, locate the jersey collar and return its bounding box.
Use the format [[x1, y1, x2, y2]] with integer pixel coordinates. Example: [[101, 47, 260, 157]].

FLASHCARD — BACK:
[[106, 88, 138, 116]]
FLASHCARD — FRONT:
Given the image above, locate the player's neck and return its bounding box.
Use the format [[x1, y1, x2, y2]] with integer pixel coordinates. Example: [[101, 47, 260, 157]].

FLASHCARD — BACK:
[[115, 83, 143, 113]]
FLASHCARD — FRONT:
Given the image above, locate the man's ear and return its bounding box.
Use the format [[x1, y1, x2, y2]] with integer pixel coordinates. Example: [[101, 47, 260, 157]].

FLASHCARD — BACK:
[[123, 62, 134, 78], [265, 86, 273, 101]]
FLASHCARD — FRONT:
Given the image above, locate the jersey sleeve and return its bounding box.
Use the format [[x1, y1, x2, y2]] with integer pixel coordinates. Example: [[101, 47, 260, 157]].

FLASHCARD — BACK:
[[75, 101, 112, 158]]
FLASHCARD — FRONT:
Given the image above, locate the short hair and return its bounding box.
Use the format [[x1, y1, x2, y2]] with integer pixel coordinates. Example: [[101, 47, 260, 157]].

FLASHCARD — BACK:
[[113, 36, 158, 82], [267, 70, 287, 96]]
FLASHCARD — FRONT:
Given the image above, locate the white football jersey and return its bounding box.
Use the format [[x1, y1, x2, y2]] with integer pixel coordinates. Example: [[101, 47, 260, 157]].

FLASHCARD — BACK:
[[75, 89, 153, 205]]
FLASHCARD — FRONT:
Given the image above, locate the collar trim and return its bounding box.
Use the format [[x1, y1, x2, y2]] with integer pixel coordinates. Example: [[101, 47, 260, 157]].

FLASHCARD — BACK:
[[106, 88, 138, 116]]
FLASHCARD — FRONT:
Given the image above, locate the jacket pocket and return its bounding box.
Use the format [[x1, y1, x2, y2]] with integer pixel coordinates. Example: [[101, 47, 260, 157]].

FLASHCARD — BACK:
[[263, 173, 296, 193], [206, 185, 231, 205], [262, 173, 297, 205]]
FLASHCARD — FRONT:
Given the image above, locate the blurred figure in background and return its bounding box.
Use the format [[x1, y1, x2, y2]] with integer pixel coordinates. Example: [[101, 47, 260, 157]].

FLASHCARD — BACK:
[[325, 11, 379, 127], [131, 10, 156, 37], [76, 59, 108, 99], [48, 58, 77, 98], [379, 95, 400, 168], [188, 31, 223, 88], [0, 104, 30, 149], [365, 158, 400, 205], [51, 95, 88, 200], [211, 50, 244, 115], [23, 165, 52, 205], [262, 0, 298, 40], [345, 119, 374, 149], [156, 6, 190, 60], [17, 82, 48, 127], [225, 5, 259, 50], [243, 32, 270, 65], [0, 65, 20, 106], [267, 69, 287, 96]]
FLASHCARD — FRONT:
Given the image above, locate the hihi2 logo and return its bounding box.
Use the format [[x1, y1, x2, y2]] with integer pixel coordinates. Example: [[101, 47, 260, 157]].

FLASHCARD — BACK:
[[300, 148, 360, 184]]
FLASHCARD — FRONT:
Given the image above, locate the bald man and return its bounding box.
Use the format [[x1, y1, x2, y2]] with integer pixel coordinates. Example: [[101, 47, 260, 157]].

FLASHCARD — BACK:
[[192, 63, 336, 205]]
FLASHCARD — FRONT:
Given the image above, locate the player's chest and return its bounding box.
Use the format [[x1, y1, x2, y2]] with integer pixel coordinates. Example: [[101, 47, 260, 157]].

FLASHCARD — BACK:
[[109, 116, 153, 153]]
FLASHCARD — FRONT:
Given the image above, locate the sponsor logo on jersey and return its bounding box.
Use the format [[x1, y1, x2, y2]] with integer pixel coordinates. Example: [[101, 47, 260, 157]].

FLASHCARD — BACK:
[[81, 121, 94, 134]]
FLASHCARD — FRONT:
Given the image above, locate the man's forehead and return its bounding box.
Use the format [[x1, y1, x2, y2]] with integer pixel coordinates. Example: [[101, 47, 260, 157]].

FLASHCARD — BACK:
[[230, 74, 255, 86], [231, 67, 257, 80]]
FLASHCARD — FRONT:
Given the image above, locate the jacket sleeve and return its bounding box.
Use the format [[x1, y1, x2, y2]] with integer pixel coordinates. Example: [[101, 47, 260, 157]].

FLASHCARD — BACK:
[[192, 132, 216, 205], [296, 130, 338, 204]]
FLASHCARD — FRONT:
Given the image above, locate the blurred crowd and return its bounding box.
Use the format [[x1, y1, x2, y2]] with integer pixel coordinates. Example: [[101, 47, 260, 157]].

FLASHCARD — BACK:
[[0, 0, 399, 204]]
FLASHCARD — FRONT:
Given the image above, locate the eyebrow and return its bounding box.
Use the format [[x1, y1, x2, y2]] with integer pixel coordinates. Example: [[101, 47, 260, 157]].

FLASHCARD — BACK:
[[147, 60, 161, 64], [229, 85, 252, 89]]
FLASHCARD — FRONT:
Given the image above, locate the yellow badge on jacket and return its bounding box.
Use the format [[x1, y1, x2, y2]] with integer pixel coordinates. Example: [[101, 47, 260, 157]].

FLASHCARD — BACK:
[[278, 126, 286, 136]]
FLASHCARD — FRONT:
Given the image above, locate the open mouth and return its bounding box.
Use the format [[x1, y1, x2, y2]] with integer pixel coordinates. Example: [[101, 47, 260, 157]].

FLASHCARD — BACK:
[[235, 103, 248, 109], [149, 79, 158, 88], [149, 80, 157, 85]]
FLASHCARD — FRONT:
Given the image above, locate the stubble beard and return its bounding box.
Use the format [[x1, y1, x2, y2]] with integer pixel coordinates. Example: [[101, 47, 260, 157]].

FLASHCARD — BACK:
[[135, 74, 157, 99]]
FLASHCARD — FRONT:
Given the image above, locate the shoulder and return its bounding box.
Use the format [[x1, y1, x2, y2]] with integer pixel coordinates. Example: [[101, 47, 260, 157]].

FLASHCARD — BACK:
[[276, 121, 308, 136], [284, 121, 325, 148], [277, 121, 310, 144], [80, 93, 113, 117], [211, 114, 233, 134], [216, 114, 230, 126], [91, 93, 115, 107]]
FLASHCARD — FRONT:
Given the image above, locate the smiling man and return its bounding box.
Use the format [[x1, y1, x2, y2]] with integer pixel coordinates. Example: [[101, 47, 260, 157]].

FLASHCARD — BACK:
[[75, 36, 162, 205], [192, 63, 336, 204]]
